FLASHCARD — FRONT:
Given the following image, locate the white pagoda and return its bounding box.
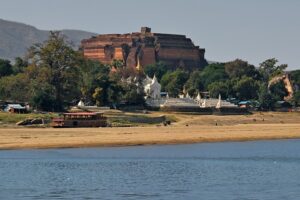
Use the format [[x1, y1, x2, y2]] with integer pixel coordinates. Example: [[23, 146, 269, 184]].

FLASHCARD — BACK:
[[144, 75, 161, 99]]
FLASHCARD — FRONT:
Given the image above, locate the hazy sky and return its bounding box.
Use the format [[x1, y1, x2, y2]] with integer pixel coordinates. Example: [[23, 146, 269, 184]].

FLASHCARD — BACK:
[[1, 0, 300, 69]]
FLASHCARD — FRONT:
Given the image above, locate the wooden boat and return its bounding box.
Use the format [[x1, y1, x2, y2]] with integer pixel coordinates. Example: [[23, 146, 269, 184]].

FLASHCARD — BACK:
[[51, 112, 107, 128]]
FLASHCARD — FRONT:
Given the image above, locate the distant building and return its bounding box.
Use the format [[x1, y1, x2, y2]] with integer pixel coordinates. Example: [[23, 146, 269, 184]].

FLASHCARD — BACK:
[[238, 101, 252, 108], [81, 27, 207, 70], [4, 104, 27, 113]]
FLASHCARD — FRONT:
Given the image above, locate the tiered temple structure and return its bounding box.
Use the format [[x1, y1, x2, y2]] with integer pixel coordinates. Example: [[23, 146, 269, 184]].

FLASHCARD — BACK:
[[81, 27, 208, 70]]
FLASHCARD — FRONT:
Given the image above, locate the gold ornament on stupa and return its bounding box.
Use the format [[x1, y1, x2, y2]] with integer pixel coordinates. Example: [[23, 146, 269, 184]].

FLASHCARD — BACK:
[[136, 57, 142, 71]]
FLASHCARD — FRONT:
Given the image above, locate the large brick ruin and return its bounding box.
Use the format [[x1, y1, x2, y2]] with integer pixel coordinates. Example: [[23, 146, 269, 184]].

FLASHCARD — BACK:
[[81, 27, 207, 70]]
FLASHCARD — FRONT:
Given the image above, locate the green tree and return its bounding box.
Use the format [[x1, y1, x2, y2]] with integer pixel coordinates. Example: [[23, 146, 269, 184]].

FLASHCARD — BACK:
[[79, 60, 109, 104], [107, 82, 124, 105], [111, 59, 124, 69], [258, 84, 276, 110], [259, 58, 287, 81], [0, 62, 53, 104], [30, 83, 56, 111], [185, 70, 204, 96], [114, 64, 137, 79], [0, 59, 13, 77], [91, 66, 123, 106], [27, 31, 81, 111], [144, 62, 168, 81], [92, 87, 105, 106], [91, 72, 110, 106], [13, 57, 28, 74], [0, 73, 31, 101], [233, 76, 260, 100], [207, 81, 230, 98], [161, 70, 189, 97], [79, 59, 124, 106], [121, 83, 145, 105], [291, 91, 300, 107], [290, 70, 300, 106], [225, 59, 258, 79], [290, 70, 300, 85], [269, 80, 288, 101], [200, 63, 228, 89]]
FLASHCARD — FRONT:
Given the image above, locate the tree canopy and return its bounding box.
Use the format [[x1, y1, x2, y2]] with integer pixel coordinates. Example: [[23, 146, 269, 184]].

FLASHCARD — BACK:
[[161, 69, 189, 97], [0, 59, 13, 77], [225, 59, 258, 79], [259, 58, 287, 81], [26, 31, 82, 110], [0, 31, 297, 111], [144, 62, 168, 82], [200, 63, 228, 88], [184, 70, 203, 96]]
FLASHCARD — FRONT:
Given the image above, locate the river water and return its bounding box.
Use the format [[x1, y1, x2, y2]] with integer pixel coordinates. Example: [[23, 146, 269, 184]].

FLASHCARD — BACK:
[[1, 140, 300, 200]]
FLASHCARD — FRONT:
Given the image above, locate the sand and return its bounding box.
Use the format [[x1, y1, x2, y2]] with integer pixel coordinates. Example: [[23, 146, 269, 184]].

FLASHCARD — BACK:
[[0, 123, 300, 150], [1, 112, 300, 150]]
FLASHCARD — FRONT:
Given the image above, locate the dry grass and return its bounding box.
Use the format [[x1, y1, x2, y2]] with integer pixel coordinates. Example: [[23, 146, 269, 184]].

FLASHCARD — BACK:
[[167, 111, 300, 126], [0, 112, 58, 126]]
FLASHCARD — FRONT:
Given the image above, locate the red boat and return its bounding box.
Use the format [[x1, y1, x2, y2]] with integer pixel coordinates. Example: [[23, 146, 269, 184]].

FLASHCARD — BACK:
[[51, 112, 107, 128]]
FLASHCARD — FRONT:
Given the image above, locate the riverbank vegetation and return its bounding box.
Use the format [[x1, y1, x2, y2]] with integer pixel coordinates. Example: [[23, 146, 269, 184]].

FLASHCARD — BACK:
[[0, 110, 173, 127], [148, 59, 300, 109], [1, 32, 300, 112], [0, 112, 57, 126]]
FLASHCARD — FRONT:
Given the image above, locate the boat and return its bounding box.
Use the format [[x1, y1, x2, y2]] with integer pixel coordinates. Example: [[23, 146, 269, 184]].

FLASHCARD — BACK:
[[51, 112, 107, 128]]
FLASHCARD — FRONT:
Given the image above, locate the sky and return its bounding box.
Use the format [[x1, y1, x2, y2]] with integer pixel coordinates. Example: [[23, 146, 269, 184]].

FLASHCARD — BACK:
[[0, 0, 300, 70]]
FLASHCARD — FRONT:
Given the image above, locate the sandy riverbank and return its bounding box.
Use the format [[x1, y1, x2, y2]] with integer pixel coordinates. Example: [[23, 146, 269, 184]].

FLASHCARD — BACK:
[[1, 123, 300, 150]]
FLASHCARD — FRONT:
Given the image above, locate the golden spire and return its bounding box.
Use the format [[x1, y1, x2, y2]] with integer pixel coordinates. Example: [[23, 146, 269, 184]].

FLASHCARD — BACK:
[[136, 57, 142, 71]]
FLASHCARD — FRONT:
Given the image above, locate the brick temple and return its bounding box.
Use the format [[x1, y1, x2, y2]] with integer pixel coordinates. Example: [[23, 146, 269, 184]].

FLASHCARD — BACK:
[[81, 27, 207, 70]]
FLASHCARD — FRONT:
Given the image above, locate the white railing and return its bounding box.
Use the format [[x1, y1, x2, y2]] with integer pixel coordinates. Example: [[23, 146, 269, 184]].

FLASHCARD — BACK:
[[146, 97, 237, 108]]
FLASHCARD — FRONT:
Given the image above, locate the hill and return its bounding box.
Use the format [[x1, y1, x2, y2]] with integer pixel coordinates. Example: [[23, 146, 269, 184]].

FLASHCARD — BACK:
[[0, 18, 96, 61]]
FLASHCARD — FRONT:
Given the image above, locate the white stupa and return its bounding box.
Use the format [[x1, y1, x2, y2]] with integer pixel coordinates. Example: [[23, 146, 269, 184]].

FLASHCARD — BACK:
[[143, 75, 153, 85], [196, 92, 201, 101], [195, 92, 202, 105], [144, 75, 161, 99], [77, 100, 85, 107], [201, 98, 206, 108], [186, 92, 191, 99], [216, 94, 222, 109]]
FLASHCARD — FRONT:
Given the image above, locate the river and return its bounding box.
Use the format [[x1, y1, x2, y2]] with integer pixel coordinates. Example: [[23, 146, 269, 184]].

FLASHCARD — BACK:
[[1, 139, 300, 199]]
